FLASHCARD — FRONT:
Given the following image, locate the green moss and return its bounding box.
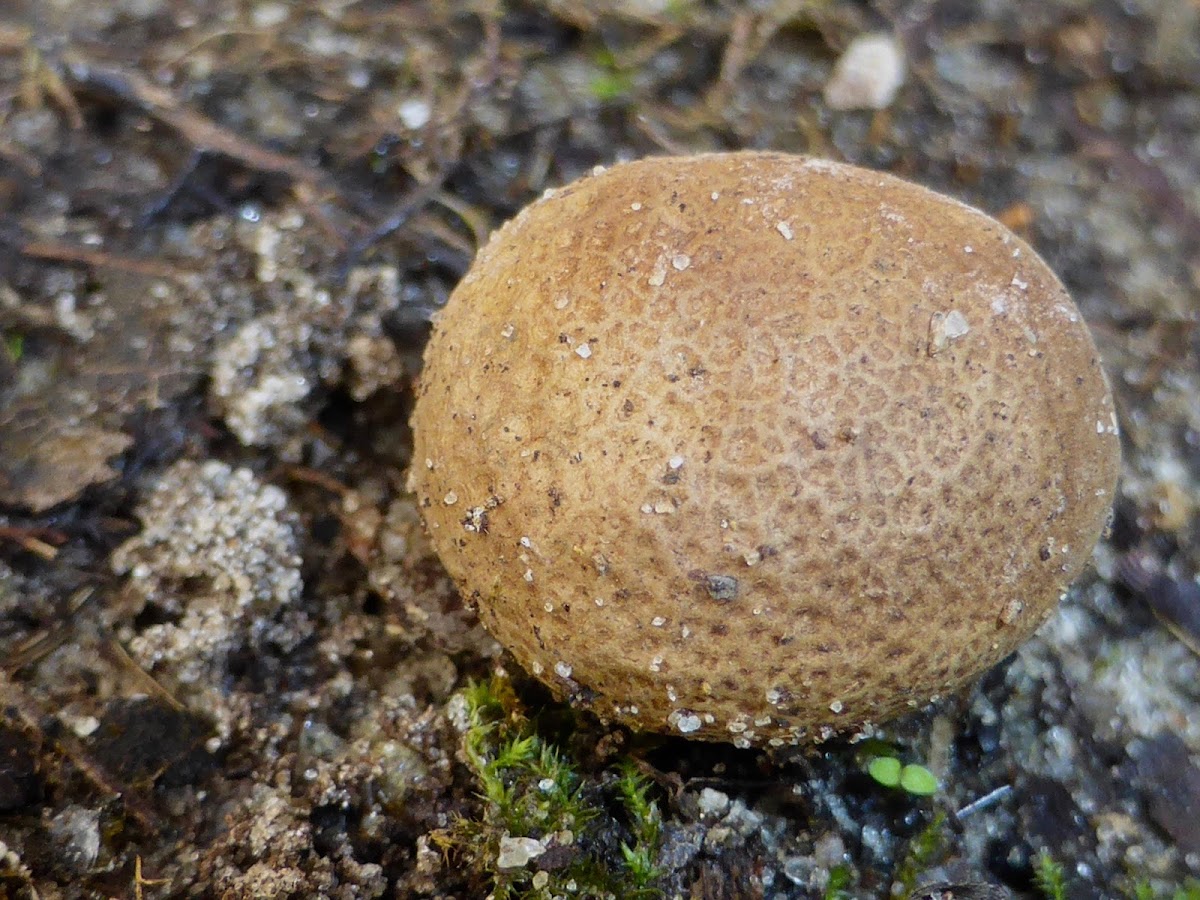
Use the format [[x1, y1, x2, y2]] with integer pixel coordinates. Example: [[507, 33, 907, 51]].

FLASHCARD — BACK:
[[824, 864, 854, 900], [1128, 878, 1200, 900], [588, 48, 634, 102], [615, 761, 663, 893], [1034, 852, 1068, 900], [890, 811, 949, 896], [2, 331, 23, 363], [590, 71, 633, 103], [437, 675, 663, 899]]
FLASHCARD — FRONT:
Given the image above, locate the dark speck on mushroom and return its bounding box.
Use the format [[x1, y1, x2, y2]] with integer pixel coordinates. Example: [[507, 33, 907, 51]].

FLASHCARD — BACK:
[[704, 574, 740, 603]]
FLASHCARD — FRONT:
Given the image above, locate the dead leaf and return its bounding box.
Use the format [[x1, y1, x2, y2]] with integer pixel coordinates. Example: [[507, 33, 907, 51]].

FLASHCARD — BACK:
[[0, 422, 132, 511]]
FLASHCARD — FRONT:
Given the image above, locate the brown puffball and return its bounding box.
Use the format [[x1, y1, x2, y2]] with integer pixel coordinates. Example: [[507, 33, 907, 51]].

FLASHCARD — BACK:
[[408, 152, 1120, 747]]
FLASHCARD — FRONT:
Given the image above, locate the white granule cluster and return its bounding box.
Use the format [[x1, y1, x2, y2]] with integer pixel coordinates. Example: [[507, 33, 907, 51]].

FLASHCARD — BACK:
[[112, 460, 303, 693], [210, 316, 315, 447], [210, 209, 409, 450]]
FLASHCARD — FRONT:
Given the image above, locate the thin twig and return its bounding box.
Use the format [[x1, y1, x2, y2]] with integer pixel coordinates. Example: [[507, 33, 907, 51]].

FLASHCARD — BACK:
[[0, 525, 60, 560], [101, 639, 187, 713], [16, 239, 198, 281], [337, 166, 456, 279], [3, 587, 97, 674], [60, 51, 331, 188], [134, 855, 169, 900]]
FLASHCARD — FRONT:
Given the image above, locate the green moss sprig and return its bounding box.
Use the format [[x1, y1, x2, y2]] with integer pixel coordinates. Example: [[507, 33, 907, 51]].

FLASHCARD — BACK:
[[436, 676, 663, 899]]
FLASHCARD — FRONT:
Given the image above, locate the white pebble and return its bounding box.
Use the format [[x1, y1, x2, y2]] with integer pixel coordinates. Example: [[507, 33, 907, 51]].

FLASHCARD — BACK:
[[496, 836, 546, 869], [397, 98, 432, 130], [670, 711, 702, 733], [823, 33, 906, 111]]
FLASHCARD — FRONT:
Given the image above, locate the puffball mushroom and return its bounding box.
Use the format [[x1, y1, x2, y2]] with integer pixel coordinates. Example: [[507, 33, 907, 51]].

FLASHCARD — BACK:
[[409, 152, 1120, 747]]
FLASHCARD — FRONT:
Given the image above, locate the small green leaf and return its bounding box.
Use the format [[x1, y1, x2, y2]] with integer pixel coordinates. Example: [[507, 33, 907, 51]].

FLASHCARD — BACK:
[[590, 72, 632, 102], [899, 764, 938, 796], [867, 755, 902, 787]]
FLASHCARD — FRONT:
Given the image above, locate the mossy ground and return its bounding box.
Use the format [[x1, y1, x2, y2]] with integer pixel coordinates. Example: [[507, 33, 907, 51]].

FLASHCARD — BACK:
[[434, 676, 663, 899]]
